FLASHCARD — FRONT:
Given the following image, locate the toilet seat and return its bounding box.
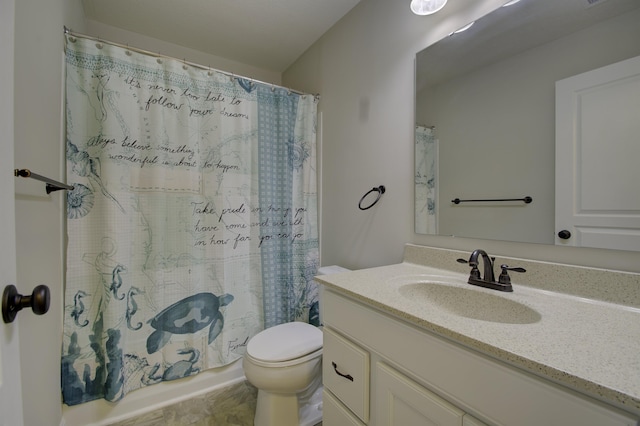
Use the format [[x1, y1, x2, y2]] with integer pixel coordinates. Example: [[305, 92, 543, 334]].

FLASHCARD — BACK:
[[247, 322, 322, 364], [246, 347, 323, 368]]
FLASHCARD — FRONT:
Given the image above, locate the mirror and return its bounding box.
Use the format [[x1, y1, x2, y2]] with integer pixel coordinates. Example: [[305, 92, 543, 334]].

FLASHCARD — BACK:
[[415, 0, 640, 249]]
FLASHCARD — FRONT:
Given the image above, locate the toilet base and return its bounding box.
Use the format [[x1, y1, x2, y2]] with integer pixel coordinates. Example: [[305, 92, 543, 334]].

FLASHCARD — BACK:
[[253, 383, 323, 426], [254, 390, 299, 426]]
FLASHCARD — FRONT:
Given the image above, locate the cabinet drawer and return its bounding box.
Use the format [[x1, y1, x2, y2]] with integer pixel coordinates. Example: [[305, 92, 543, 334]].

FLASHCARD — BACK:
[[323, 327, 370, 423]]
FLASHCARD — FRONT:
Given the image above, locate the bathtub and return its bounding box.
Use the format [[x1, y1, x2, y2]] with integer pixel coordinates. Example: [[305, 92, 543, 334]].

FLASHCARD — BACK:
[[61, 358, 245, 426]]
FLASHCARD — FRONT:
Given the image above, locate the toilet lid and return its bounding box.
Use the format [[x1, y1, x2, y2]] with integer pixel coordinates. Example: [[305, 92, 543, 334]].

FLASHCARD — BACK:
[[247, 322, 322, 362]]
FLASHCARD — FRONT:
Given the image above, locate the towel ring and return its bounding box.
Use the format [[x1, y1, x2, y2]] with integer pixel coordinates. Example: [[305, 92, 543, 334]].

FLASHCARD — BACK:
[[358, 185, 385, 210]]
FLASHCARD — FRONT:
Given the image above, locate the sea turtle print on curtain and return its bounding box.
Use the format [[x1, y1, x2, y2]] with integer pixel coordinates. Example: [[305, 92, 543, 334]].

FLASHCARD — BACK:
[[62, 36, 319, 405]]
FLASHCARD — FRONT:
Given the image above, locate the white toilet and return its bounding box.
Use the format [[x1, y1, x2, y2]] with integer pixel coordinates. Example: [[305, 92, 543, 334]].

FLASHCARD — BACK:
[[243, 265, 350, 426], [243, 322, 323, 426]]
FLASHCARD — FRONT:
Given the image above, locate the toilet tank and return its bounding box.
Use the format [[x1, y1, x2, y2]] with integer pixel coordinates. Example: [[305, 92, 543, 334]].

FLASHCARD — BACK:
[[315, 265, 350, 327]]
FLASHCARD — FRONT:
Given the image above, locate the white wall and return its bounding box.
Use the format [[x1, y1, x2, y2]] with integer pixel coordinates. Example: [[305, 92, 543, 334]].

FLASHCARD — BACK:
[[83, 20, 282, 86], [283, 0, 640, 273]]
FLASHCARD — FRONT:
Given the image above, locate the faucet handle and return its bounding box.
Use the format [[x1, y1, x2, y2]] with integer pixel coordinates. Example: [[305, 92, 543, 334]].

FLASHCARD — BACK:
[[456, 258, 481, 280], [498, 264, 526, 285]]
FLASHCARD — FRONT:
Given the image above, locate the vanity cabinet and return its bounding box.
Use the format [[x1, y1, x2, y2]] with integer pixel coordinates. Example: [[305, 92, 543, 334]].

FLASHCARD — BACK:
[[322, 288, 639, 426], [323, 325, 486, 426]]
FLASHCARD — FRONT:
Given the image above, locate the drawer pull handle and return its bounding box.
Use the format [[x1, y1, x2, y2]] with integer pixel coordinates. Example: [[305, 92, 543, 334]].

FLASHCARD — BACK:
[[332, 361, 354, 382]]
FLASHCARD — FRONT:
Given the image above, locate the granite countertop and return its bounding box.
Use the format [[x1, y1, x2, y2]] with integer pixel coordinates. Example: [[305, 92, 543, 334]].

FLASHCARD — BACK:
[[316, 257, 640, 416]]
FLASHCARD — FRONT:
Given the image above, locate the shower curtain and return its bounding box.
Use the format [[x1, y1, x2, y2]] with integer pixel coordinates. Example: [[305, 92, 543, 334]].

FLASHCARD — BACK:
[[415, 125, 437, 234], [61, 35, 319, 405]]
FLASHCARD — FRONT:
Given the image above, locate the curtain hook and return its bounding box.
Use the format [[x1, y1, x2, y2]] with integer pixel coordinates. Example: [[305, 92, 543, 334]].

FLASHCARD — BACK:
[[95, 38, 103, 49], [207, 66, 213, 77], [125, 44, 132, 56], [65, 27, 76, 43]]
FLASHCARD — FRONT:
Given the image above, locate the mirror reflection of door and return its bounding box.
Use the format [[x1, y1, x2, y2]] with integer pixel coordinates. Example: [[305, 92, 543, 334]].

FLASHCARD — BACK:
[[555, 55, 640, 251]]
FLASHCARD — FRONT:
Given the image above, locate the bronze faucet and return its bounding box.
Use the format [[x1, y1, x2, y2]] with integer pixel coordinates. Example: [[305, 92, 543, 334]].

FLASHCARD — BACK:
[[457, 249, 525, 292]]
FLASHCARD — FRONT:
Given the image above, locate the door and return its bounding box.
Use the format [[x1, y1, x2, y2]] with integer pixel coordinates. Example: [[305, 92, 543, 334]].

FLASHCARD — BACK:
[[555, 55, 640, 251], [376, 362, 465, 426], [0, 0, 25, 424]]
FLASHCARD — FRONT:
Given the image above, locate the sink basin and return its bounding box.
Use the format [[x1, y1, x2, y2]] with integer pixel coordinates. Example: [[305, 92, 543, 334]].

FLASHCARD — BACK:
[[398, 282, 541, 324]]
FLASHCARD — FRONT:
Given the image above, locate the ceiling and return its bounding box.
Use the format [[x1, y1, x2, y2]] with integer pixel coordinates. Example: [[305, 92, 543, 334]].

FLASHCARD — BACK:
[[81, 0, 362, 73]]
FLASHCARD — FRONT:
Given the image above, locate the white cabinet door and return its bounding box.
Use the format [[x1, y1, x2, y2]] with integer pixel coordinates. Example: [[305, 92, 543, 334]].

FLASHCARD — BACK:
[[555, 55, 640, 251], [376, 362, 465, 426]]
